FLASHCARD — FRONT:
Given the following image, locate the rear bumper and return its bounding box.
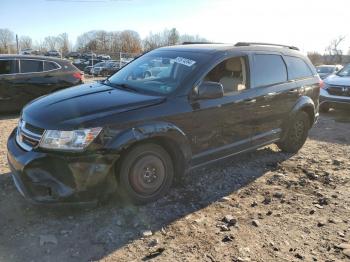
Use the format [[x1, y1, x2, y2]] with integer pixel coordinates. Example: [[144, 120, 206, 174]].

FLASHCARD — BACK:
[[7, 129, 119, 205], [320, 89, 350, 108]]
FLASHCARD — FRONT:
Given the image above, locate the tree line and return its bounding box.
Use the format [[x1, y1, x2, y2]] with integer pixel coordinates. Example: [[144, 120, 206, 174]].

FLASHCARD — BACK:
[[307, 36, 350, 65], [0, 28, 208, 55]]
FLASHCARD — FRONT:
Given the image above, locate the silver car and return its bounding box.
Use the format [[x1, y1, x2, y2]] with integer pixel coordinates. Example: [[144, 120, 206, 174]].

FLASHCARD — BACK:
[[320, 63, 350, 112], [316, 65, 342, 79]]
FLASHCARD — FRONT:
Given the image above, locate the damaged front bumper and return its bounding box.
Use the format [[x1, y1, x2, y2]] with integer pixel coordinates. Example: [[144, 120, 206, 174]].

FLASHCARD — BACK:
[[7, 129, 119, 205]]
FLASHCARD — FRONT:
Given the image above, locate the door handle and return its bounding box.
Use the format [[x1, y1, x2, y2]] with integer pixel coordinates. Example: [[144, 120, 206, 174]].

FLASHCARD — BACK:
[[288, 89, 298, 94], [264, 92, 277, 99], [243, 98, 256, 104]]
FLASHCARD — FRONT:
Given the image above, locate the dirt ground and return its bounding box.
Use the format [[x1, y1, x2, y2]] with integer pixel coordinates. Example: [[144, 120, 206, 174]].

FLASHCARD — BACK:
[[0, 109, 350, 262]]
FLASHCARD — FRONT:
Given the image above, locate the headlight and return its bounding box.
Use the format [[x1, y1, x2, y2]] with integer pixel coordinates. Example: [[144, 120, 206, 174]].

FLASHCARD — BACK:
[[39, 127, 102, 151]]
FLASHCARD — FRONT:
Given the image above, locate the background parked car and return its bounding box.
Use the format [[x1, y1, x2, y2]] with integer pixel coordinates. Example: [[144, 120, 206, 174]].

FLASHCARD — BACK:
[[316, 64, 343, 79], [0, 55, 83, 113], [320, 63, 350, 112], [20, 49, 40, 55], [97, 54, 111, 60], [82, 52, 96, 59], [66, 52, 81, 59], [83, 59, 103, 74], [92, 61, 120, 76], [45, 50, 61, 57], [72, 58, 87, 70]]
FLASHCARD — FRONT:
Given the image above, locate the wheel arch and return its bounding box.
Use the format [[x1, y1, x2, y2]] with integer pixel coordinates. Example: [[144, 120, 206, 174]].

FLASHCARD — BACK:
[[289, 96, 316, 127], [106, 121, 192, 178], [280, 96, 316, 141]]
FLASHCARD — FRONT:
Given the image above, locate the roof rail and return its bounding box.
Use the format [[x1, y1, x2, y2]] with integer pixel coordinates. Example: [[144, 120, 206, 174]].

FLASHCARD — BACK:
[[181, 41, 222, 45], [234, 42, 300, 51]]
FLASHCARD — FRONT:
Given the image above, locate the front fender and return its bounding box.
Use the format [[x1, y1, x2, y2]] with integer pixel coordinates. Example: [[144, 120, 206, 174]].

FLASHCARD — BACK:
[[105, 121, 192, 163]]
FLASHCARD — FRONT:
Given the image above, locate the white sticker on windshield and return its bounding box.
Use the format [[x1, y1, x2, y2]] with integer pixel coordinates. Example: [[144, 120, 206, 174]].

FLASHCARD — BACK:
[[174, 57, 196, 67]]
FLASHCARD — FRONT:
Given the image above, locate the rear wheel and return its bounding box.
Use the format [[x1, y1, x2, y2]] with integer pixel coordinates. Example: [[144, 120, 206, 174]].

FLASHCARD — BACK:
[[118, 143, 174, 204], [277, 111, 310, 153]]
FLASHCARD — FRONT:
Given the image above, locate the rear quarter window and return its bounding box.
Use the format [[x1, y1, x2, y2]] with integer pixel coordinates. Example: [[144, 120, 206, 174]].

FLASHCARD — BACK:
[[20, 59, 44, 73], [284, 56, 313, 80], [44, 61, 60, 71], [253, 54, 287, 87]]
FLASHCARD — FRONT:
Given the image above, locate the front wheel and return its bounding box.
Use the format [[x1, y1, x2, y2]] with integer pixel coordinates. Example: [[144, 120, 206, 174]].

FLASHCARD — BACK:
[[117, 143, 174, 204], [276, 111, 310, 153]]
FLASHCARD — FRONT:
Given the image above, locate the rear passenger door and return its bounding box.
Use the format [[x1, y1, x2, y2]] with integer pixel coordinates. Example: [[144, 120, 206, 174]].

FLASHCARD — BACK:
[[249, 53, 295, 146], [0, 59, 20, 112], [283, 56, 317, 110]]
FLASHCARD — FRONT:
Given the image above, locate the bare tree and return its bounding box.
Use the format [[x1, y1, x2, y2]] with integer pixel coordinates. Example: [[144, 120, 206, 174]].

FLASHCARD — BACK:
[[307, 52, 323, 66], [44, 36, 60, 51], [57, 33, 70, 54], [0, 28, 15, 54], [19, 36, 33, 50], [325, 36, 346, 64], [180, 34, 208, 43], [33, 40, 47, 54], [76, 30, 99, 52], [161, 28, 180, 46], [143, 29, 208, 51], [119, 30, 142, 53], [143, 31, 164, 51]]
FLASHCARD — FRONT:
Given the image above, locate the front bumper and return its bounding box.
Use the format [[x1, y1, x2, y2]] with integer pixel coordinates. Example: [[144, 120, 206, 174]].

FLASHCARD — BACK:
[[7, 129, 119, 205], [320, 88, 350, 108]]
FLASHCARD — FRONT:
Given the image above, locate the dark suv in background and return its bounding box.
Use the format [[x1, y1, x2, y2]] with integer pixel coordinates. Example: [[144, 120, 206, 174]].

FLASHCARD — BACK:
[[7, 42, 320, 205], [0, 55, 83, 113]]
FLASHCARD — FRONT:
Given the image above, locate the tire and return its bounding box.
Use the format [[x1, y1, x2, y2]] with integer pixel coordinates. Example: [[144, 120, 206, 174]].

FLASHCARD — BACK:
[[117, 143, 174, 204], [277, 111, 310, 153], [320, 104, 330, 113]]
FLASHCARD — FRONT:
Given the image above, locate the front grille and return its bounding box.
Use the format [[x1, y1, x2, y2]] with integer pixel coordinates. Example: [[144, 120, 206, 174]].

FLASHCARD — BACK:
[[327, 85, 350, 97], [24, 122, 45, 136], [16, 120, 44, 151]]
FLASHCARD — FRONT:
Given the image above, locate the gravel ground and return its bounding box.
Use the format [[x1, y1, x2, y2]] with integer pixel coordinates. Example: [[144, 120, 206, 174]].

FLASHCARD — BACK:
[[0, 110, 349, 262]]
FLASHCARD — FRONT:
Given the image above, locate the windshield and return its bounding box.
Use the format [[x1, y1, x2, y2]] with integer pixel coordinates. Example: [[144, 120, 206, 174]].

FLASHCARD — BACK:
[[107, 50, 201, 95], [316, 66, 335, 74], [337, 64, 350, 77]]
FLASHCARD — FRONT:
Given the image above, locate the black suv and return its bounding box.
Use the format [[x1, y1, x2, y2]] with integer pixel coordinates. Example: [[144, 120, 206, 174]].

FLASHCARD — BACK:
[[0, 55, 83, 113], [7, 43, 320, 205]]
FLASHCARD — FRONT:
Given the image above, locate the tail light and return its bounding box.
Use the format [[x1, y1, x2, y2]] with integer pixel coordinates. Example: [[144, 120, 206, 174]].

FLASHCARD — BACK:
[[73, 72, 84, 82], [319, 79, 325, 89]]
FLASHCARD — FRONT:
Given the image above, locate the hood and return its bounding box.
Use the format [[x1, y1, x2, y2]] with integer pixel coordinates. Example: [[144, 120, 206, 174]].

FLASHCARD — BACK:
[[324, 74, 350, 86], [22, 82, 165, 129]]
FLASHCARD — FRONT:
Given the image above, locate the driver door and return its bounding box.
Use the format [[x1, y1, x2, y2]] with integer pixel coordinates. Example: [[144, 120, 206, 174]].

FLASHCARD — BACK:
[[190, 55, 256, 166]]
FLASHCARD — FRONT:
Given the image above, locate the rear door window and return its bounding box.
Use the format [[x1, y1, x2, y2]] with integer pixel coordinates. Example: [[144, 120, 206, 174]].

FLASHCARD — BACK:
[[284, 56, 313, 80], [44, 61, 60, 71], [0, 60, 18, 75], [253, 54, 287, 87], [20, 59, 44, 73]]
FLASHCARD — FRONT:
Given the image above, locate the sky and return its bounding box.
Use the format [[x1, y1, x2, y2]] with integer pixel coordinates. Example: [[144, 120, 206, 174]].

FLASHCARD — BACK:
[[1, 0, 349, 54]]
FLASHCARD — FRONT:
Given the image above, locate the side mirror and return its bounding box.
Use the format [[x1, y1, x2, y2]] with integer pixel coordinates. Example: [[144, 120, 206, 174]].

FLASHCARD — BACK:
[[194, 81, 224, 100]]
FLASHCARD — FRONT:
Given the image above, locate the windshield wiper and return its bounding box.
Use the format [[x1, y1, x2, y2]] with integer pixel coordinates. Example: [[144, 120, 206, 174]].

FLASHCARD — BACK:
[[103, 79, 139, 92]]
